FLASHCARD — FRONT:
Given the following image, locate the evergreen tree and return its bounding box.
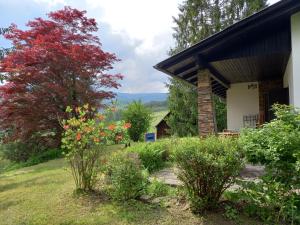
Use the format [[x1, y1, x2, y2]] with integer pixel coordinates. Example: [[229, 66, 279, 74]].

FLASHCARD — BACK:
[[167, 0, 267, 136], [167, 80, 198, 136]]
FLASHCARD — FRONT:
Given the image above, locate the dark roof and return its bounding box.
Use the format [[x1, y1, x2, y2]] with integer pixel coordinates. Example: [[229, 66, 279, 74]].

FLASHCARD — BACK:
[[155, 112, 170, 127], [154, 0, 300, 98]]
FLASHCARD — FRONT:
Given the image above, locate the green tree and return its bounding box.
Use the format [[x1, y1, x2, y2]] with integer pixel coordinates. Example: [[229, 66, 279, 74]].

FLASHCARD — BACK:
[[167, 79, 198, 136], [168, 0, 268, 134], [122, 101, 152, 142]]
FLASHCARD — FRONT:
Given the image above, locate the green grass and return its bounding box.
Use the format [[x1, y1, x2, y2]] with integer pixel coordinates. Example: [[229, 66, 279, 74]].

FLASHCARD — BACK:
[[0, 145, 262, 225]]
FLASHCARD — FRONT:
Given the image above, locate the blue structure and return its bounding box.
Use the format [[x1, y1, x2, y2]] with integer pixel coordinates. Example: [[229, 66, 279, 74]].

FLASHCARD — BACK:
[[145, 133, 156, 142]]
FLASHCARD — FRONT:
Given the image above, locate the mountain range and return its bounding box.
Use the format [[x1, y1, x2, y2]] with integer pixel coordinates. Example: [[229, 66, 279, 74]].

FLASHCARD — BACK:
[[115, 92, 168, 105]]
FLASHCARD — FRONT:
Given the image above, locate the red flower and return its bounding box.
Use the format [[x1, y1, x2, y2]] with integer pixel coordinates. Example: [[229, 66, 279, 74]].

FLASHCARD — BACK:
[[108, 124, 116, 131], [76, 133, 82, 141], [98, 114, 105, 121], [84, 126, 92, 133], [115, 135, 123, 141], [99, 131, 106, 137], [94, 137, 100, 143], [63, 125, 70, 130], [123, 123, 131, 129]]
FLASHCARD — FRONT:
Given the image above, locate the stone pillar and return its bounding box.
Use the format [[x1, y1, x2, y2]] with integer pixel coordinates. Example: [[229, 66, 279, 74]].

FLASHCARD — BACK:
[[198, 69, 217, 137]]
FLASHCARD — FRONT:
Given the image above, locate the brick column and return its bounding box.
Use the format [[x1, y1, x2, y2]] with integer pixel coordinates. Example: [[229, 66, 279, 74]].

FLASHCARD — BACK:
[[198, 69, 217, 137]]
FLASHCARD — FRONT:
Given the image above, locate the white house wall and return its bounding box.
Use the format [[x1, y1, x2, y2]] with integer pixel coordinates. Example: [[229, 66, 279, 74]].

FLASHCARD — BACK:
[[291, 12, 300, 107], [283, 54, 293, 103], [226, 82, 259, 131]]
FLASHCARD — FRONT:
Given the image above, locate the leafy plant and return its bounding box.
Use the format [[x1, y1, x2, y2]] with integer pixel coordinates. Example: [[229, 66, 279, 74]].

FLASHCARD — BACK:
[[240, 104, 300, 185], [238, 105, 300, 224], [147, 179, 169, 198], [22, 148, 62, 166], [223, 205, 239, 221], [227, 180, 300, 224], [105, 152, 148, 201], [172, 136, 244, 212], [127, 140, 171, 172], [61, 104, 130, 191], [122, 101, 152, 142]]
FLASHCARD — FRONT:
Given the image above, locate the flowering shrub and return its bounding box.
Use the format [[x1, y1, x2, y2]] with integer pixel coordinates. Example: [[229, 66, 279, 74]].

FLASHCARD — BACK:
[[61, 104, 130, 191]]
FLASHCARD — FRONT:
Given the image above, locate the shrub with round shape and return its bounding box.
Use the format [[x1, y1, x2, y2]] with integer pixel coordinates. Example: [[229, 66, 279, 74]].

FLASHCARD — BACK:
[[173, 136, 244, 212], [105, 152, 148, 201]]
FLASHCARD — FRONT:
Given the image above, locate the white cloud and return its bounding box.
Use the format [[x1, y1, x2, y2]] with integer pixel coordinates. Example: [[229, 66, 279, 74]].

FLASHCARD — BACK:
[[34, 0, 66, 7], [81, 0, 182, 93]]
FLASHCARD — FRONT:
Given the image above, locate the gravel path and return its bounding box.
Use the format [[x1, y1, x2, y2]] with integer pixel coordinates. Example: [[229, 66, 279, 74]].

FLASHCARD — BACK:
[[150, 164, 265, 187]]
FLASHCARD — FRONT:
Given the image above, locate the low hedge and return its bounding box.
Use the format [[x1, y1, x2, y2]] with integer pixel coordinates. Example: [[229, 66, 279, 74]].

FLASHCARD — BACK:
[[127, 139, 173, 173]]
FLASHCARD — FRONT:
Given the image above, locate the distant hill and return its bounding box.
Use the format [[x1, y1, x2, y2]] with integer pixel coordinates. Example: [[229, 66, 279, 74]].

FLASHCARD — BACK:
[[116, 93, 168, 105]]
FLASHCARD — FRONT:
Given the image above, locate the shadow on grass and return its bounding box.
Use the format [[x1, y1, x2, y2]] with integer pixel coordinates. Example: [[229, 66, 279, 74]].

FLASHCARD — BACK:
[[0, 199, 21, 212], [0, 174, 66, 192]]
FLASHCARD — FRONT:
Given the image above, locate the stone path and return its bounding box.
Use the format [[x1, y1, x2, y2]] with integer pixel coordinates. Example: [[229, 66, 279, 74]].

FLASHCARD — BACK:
[[150, 164, 265, 187]]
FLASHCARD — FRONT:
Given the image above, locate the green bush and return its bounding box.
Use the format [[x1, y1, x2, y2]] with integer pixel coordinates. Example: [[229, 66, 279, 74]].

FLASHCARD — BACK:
[[24, 148, 62, 166], [0, 140, 61, 164], [238, 104, 300, 224], [240, 104, 300, 185], [105, 152, 148, 201], [226, 180, 300, 224], [173, 136, 244, 212], [122, 101, 152, 142], [0, 141, 42, 162], [147, 179, 169, 198], [127, 139, 172, 172]]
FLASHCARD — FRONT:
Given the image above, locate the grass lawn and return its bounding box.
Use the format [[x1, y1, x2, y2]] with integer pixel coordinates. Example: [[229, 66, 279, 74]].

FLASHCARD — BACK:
[[0, 146, 262, 225]]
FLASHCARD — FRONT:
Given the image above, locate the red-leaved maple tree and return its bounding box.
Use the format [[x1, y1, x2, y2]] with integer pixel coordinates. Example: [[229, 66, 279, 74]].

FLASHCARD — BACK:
[[0, 7, 123, 151]]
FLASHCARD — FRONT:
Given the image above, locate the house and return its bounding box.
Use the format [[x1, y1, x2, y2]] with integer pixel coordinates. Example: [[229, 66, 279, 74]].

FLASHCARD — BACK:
[[155, 112, 170, 139], [154, 0, 300, 136]]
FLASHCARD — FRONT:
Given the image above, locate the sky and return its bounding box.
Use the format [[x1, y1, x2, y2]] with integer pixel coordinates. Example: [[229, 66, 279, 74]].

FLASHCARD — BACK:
[[0, 0, 280, 93]]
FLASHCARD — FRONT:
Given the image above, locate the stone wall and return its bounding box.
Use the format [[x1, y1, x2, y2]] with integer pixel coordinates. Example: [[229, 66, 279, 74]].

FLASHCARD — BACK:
[[197, 69, 217, 136]]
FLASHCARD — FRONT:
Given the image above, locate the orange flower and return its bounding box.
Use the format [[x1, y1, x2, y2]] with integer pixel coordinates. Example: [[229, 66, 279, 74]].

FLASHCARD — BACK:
[[94, 137, 100, 143], [108, 124, 116, 131], [63, 125, 70, 130], [84, 126, 92, 133], [115, 135, 123, 141], [99, 132, 106, 137], [76, 133, 82, 141], [123, 123, 131, 129], [98, 114, 105, 121]]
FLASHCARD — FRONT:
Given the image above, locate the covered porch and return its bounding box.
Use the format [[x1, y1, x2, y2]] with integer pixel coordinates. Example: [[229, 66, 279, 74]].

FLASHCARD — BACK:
[[155, 0, 300, 136]]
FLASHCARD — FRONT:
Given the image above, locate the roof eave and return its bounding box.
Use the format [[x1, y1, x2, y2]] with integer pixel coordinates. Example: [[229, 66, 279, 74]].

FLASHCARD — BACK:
[[154, 0, 300, 71]]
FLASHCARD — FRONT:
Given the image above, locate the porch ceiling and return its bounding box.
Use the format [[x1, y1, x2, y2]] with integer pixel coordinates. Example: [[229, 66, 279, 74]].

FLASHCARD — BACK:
[[154, 0, 300, 99], [210, 53, 290, 83]]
